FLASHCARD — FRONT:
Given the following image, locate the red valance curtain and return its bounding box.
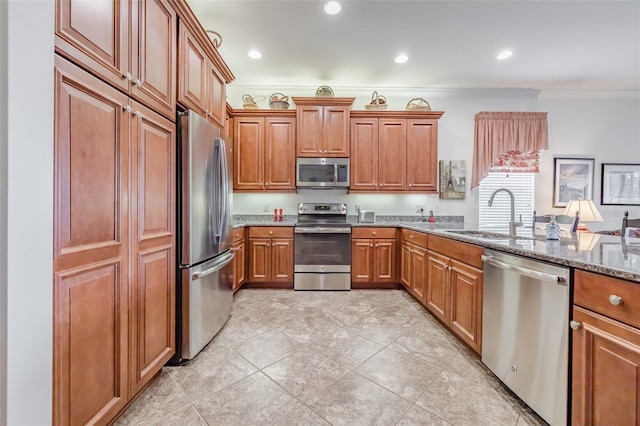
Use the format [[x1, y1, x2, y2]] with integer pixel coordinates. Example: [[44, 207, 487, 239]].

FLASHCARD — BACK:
[[471, 111, 548, 188]]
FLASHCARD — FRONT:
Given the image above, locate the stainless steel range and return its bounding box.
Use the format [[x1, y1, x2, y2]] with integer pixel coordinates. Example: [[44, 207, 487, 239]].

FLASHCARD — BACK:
[[294, 203, 351, 290]]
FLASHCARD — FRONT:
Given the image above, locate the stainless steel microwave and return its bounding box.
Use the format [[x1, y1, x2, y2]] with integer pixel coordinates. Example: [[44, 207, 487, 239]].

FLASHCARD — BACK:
[[296, 158, 349, 188]]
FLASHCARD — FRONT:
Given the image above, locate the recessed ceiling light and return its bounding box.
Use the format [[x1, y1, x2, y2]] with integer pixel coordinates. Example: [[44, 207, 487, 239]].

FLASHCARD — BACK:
[[395, 54, 409, 64], [324, 1, 341, 15], [248, 50, 262, 59], [497, 50, 513, 60]]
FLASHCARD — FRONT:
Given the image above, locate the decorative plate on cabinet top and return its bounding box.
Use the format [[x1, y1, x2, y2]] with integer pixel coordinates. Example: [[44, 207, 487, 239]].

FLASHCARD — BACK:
[[315, 85, 334, 97]]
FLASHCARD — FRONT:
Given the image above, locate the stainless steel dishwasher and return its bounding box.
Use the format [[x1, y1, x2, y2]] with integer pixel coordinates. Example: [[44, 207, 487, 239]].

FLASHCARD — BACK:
[[482, 249, 570, 426]]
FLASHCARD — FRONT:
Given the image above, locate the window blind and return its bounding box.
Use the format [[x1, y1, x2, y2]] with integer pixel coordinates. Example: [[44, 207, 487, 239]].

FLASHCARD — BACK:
[[479, 172, 534, 233]]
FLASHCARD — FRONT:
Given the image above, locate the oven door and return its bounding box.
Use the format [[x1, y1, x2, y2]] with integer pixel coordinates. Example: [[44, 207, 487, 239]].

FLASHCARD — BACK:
[[294, 227, 351, 290]]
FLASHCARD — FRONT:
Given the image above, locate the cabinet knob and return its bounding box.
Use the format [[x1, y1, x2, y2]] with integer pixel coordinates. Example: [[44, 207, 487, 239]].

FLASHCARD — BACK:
[[370, 244, 373, 247], [122, 105, 132, 113], [609, 295, 623, 306], [569, 320, 581, 330], [409, 235, 413, 239], [122, 72, 132, 81], [133, 111, 142, 118], [269, 231, 273, 235], [267, 243, 270, 247], [408, 184, 412, 187], [375, 244, 378, 247], [372, 231, 376, 236], [133, 78, 142, 87]]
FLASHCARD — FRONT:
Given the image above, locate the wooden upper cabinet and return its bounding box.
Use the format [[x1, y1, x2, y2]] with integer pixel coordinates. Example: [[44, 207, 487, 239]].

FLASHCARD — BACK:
[[178, 21, 208, 115], [350, 118, 378, 191], [130, 0, 177, 119], [378, 119, 407, 191], [232, 111, 296, 191], [178, 21, 229, 127], [406, 119, 438, 192], [55, 0, 177, 119], [349, 111, 443, 193], [293, 97, 354, 157]]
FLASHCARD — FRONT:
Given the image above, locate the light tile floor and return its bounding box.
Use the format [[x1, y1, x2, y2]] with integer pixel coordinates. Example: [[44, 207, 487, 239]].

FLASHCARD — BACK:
[[116, 289, 549, 426]]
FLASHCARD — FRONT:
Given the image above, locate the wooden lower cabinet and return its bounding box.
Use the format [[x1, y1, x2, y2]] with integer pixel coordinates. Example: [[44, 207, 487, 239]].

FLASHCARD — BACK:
[[572, 270, 640, 425], [247, 227, 294, 284], [425, 236, 483, 354], [231, 228, 246, 292], [399, 229, 429, 299], [53, 56, 175, 425], [351, 228, 397, 287]]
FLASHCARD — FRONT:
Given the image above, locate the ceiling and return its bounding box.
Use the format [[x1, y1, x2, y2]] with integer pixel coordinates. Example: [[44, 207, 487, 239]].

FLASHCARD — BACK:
[[187, 0, 640, 94]]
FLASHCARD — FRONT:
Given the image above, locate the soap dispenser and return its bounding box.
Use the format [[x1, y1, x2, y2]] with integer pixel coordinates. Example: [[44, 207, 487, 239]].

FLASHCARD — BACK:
[[546, 215, 560, 240]]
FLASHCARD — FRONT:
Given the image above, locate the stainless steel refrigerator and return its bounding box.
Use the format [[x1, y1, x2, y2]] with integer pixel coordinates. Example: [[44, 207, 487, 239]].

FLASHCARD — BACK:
[[171, 110, 234, 364]]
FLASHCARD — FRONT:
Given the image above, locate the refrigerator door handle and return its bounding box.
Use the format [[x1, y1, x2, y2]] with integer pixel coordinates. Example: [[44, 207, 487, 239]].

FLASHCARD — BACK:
[[191, 252, 235, 280], [218, 138, 230, 240]]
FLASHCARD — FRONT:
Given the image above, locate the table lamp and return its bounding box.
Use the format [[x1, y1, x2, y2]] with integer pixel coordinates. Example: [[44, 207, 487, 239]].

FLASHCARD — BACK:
[[563, 199, 604, 231]]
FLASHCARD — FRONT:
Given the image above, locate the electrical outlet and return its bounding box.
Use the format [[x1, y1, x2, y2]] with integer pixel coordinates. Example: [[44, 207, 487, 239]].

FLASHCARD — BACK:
[[263, 203, 270, 212], [355, 204, 361, 212], [416, 204, 425, 213]]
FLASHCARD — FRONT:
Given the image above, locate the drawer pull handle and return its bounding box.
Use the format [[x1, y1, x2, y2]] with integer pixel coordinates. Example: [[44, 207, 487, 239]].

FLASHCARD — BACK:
[[569, 320, 581, 330], [609, 295, 623, 306]]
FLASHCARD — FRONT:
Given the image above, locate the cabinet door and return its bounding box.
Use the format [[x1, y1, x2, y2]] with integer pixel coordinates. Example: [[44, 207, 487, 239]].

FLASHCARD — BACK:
[[449, 259, 482, 354], [572, 306, 640, 426], [233, 240, 246, 291], [265, 117, 296, 190], [350, 119, 378, 191], [378, 119, 407, 191], [178, 22, 207, 115], [296, 105, 323, 156], [426, 251, 449, 323], [400, 242, 412, 290], [55, 0, 130, 92], [53, 57, 129, 425], [411, 245, 427, 303], [351, 239, 374, 283], [233, 118, 264, 190], [248, 238, 270, 282], [374, 239, 396, 282], [406, 119, 438, 192], [130, 0, 176, 119], [207, 63, 226, 127], [323, 106, 350, 156], [129, 101, 176, 395], [271, 238, 293, 282]]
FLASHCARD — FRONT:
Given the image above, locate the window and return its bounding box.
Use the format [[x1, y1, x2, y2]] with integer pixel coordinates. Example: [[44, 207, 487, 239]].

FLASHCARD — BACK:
[[479, 173, 534, 234]]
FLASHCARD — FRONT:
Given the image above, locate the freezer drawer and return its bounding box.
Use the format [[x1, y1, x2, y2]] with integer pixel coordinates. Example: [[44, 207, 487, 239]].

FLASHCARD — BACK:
[[181, 251, 234, 360]]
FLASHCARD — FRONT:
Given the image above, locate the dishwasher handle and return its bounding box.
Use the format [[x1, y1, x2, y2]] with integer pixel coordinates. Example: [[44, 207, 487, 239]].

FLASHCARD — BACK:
[[481, 254, 567, 285]]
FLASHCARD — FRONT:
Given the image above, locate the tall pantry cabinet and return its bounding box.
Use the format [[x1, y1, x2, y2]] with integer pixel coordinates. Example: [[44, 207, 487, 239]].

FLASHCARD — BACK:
[[52, 0, 224, 424]]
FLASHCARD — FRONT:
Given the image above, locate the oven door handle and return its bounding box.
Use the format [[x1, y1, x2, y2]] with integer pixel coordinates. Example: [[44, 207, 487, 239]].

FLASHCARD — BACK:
[[295, 227, 352, 234]]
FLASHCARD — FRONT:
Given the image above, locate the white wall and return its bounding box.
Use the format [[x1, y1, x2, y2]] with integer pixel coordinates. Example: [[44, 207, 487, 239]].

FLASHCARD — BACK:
[[229, 85, 640, 229], [3, 1, 54, 424]]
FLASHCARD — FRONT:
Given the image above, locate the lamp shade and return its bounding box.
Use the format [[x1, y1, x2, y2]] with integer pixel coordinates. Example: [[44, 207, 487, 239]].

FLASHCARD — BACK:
[[563, 199, 604, 222]]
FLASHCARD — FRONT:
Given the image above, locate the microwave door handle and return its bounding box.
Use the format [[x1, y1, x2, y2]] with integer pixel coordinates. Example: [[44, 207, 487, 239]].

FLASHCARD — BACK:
[[334, 165, 338, 184]]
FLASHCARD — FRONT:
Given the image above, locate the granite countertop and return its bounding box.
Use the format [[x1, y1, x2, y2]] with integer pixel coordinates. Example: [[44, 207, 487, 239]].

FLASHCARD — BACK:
[[232, 216, 640, 282]]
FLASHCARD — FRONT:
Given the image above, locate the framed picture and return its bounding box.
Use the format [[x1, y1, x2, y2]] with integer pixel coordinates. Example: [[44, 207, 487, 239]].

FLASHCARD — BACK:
[[553, 157, 595, 207], [601, 163, 640, 205], [439, 160, 466, 199]]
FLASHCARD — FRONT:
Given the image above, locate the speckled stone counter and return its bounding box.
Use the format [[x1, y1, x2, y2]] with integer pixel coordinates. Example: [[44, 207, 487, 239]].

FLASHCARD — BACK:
[[232, 215, 640, 282]]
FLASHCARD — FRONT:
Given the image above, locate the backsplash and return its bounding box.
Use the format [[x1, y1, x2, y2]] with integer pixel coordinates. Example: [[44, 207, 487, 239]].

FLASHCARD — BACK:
[[233, 214, 464, 224]]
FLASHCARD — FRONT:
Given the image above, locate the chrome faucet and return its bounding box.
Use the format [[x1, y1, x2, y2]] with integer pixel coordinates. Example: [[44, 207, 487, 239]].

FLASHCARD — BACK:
[[488, 188, 522, 237]]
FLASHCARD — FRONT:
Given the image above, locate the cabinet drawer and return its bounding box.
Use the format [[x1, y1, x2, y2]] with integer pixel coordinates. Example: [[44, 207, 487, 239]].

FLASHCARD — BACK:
[[248, 226, 293, 238], [232, 227, 245, 242], [429, 235, 483, 269], [401, 229, 428, 248], [352, 227, 396, 239], [574, 269, 640, 329]]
